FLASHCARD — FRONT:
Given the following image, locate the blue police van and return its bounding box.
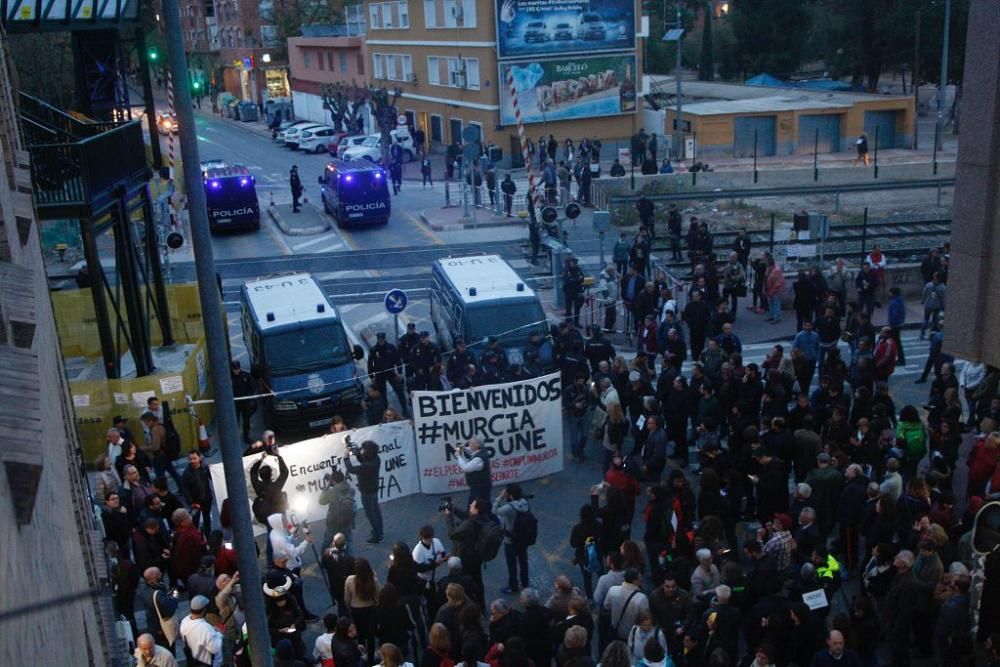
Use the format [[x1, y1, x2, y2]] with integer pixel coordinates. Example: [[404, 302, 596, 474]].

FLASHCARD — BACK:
[[202, 160, 261, 233], [318, 159, 391, 228], [240, 272, 365, 431]]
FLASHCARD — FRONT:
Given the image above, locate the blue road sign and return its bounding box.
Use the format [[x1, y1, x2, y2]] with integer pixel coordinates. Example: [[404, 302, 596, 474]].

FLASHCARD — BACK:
[[384, 289, 408, 314]]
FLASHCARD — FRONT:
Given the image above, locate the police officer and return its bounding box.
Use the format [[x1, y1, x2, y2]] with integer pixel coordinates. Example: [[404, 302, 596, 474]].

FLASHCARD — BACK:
[[231, 360, 257, 444], [289, 165, 303, 213], [408, 331, 440, 391], [480, 349, 503, 385], [562, 256, 586, 328], [583, 328, 614, 376], [399, 322, 420, 366], [368, 332, 410, 418], [446, 338, 475, 385], [485, 336, 509, 372]]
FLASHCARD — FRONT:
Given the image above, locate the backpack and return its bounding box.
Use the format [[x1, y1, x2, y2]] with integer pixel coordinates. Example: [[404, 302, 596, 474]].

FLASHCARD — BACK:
[[512, 508, 538, 547], [476, 515, 505, 562], [331, 491, 357, 526]]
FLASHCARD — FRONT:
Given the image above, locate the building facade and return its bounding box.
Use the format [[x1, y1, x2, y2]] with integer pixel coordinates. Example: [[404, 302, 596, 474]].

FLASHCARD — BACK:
[[363, 0, 644, 159], [288, 30, 369, 126], [0, 30, 121, 666]]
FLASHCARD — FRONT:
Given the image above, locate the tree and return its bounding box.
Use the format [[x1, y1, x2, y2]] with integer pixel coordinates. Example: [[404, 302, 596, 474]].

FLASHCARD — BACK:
[[368, 85, 402, 165], [698, 2, 714, 81], [320, 81, 366, 132], [729, 0, 811, 79]]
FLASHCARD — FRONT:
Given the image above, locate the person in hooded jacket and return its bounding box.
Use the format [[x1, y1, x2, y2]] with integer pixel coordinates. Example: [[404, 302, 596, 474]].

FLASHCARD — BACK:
[[267, 513, 318, 621], [494, 484, 532, 594], [250, 452, 290, 525]]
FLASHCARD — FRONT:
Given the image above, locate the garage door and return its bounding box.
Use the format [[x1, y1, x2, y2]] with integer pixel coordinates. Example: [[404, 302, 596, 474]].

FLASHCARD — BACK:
[[733, 116, 776, 157], [798, 114, 842, 153], [864, 110, 897, 149]]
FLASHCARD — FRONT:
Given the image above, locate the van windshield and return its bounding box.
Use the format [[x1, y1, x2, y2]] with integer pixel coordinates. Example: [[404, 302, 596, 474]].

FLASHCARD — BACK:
[[466, 302, 547, 345], [263, 324, 351, 375]]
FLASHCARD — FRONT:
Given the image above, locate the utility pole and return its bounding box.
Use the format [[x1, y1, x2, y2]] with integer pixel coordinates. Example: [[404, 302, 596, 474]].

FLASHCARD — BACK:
[[913, 9, 920, 149], [161, 0, 273, 664], [674, 1, 682, 160], [936, 0, 951, 151], [136, 27, 163, 169]]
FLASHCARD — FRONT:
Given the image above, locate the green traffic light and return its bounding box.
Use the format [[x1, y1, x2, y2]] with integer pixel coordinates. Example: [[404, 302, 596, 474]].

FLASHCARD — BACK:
[[148, 48, 159, 61], [193, 81, 202, 91]]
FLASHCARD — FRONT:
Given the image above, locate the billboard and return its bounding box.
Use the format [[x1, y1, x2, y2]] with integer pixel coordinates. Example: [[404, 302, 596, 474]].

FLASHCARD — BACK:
[[500, 54, 637, 125], [496, 0, 636, 59]]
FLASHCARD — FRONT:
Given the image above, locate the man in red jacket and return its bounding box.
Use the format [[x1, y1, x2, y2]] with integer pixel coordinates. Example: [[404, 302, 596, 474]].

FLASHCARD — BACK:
[[169, 508, 207, 585], [873, 327, 898, 382]]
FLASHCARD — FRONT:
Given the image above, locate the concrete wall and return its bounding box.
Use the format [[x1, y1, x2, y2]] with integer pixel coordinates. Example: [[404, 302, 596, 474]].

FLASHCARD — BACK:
[[0, 31, 117, 663]]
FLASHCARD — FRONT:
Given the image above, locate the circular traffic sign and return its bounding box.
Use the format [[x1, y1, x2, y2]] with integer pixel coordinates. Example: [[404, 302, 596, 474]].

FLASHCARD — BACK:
[[166, 232, 184, 249], [541, 206, 558, 224], [384, 288, 408, 314], [564, 202, 581, 220], [462, 125, 481, 143]]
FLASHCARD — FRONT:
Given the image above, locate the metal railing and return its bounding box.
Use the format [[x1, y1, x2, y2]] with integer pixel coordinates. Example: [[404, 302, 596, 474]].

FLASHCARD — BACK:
[[19, 92, 127, 143]]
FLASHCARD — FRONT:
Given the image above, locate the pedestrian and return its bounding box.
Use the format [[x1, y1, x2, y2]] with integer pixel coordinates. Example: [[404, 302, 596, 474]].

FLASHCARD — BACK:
[[138, 567, 179, 650], [450, 437, 493, 504], [135, 632, 179, 667], [636, 196, 655, 239], [289, 165, 303, 213], [579, 162, 593, 206], [486, 167, 497, 206], [230, 361, 257, 444], [920, 272, 946, 339], [390, 160, 403, 195], [139, 411, 183, 491], [887, 286, 906, 365], [494, 484, 533, 594], [319, 469, 356, 551], [563, 257, 586, 327], [414, 126, 426, 157], [648, 133, 658, 161], [610, 159, 625, 177], [667, 205, 683, 261], [421, 156, 433, 188], [613, 233, 630, 276], [855, 262, 878, 317], [181, 451, 213, 538], [598, 264, 620, 333], [180, 595, 223, 667], [445, 499, 490, 609], [501, 174, 516, 216], [854, 133, 870, 166], [345, 440, 384, 544]]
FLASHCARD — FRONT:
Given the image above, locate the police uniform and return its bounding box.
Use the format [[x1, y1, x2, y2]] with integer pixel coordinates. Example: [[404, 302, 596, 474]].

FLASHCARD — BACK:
[[368, 333, 409, 416], [408, 332, 440, 391], [446, 339, 476, 384], [399, 325, 420, 370], [583, 331, 614, 375]]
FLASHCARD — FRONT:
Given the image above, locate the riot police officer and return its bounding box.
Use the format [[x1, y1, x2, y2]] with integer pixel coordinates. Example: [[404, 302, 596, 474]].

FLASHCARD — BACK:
[[446, 338, 476, 385], [408, 331, 440, 391], [583, 327, 614, 376], [368, 332, 410, 418]]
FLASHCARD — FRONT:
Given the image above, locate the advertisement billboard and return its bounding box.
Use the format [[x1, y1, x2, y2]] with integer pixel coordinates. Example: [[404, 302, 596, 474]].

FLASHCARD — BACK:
[[496, 0, 636, 59], [500, 54, 637, 125]]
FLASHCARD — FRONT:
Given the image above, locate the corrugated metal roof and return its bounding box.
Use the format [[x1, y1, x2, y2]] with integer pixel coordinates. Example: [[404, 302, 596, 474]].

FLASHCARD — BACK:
[[680, 96, 853, 116]]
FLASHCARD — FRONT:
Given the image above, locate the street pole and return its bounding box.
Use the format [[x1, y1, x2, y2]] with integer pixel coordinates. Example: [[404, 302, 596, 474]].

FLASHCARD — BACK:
[[936, 0, 951, 152], [673, 1, 683, 160], [813, 128, 819, 182], [136, 27, 163, 170], [161, 0, 273, 664], [753, 129, 758, 183], [913, 9, 920, 150], [873, 125, 880, 179]]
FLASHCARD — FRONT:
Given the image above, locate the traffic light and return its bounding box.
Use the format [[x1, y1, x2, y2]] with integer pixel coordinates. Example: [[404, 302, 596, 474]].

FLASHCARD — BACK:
[[192, 80, 202, 92], [148, 46, 159, 62]]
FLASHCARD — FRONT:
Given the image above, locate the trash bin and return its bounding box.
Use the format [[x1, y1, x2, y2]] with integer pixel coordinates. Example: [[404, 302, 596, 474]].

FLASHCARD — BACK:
[[226, 100, 239, 119], [238, 102, 258, 122]]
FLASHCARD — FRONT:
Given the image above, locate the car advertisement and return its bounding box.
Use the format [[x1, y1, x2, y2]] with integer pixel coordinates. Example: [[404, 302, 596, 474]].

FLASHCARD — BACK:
[[496, 0, 636, 59], [499, 54, 638, 125]]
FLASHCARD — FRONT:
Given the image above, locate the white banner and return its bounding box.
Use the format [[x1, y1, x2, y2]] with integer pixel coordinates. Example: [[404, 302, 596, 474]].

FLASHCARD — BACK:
[[412, 373, 565, 495], [209, 421, 419, 535]]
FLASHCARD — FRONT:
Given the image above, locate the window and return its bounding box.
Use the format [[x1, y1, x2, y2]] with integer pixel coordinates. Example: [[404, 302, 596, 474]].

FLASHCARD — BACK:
[[430, 114, 443, 142], [386, 54, 397, 80], [339, 52, 348, 72], [303, 51, 311, 69], [398, 1, 409, 27], [381, 3, 393, 27], [318, 50, 325, 70], [437, 57, 479, 89], [369, 3, 381, 28], [327, 52, 334, 70], [357, 53, 365, 75], [427, 56, 440, 85], [441, 0, 474, 27], [204, 0, 214, 17], [423, 0, 436, 27], [402, 55, 413, 81], [373, 53, 385, 79], [464, 58, 480, 90]]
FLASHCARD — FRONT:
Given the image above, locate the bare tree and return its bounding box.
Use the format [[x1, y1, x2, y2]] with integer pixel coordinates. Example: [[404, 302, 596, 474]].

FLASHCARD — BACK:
[[368, 85, 402, 165], [320, 80, 367, 132]]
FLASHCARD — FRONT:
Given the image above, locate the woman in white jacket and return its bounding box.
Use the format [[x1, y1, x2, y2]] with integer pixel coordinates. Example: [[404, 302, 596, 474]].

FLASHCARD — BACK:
[[625, 609, 668, 664]]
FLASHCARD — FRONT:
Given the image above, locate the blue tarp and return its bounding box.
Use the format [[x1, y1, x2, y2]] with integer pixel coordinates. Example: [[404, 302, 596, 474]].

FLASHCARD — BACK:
[[746, 73, 853, 92]]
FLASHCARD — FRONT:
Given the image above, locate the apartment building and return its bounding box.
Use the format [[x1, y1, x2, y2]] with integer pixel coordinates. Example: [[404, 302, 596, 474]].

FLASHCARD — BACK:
[[364, 0, 643, 161], [288, 24, 369, 126]]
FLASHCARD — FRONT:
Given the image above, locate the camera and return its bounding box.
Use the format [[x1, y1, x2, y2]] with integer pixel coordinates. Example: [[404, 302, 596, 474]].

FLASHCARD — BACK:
[[437, 496, 454, 512]]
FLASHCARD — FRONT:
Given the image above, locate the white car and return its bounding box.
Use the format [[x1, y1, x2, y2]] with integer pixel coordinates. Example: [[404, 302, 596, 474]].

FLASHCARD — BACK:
[[340, 130, 415, 163], [283, 123, 325, 149], [298, 126, 339, 153], [332, 134, 368, 157], [274, 120, 313, 142]]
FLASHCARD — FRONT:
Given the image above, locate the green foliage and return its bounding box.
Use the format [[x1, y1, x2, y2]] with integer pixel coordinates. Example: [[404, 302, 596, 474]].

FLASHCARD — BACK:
[[729, 0, 811, 79], [699, 2, 714, 81]]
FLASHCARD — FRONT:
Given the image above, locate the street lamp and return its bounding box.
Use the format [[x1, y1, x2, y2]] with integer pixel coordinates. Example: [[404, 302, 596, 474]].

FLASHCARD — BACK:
[[662, 22, 684, 160]]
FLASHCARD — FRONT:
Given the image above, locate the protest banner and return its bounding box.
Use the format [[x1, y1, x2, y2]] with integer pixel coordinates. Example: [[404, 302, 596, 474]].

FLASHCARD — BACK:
[[209, 420, 419, 535], [412, 373, 565, 494]]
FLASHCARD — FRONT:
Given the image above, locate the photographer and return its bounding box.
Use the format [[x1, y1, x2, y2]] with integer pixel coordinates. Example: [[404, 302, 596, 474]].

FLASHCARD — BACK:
[[412, 525, 449, 613], [449, 437, 493, 506], [249, 448, 289, 525], [445, 497, 489, 608], [345, 440, 383, 544], [493, 484, 532, 594], [318, 469, 356, 552]]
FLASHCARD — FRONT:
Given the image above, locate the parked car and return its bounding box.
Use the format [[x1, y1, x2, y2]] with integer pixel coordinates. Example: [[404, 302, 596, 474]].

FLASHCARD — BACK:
[[552, 22, 575, 40], [340, 129, 415, 163], [327, 132, 365, 157], [577, 13, 607, 40], [284, 123, 326, 149], [523, 21, 550, 43], [298, 126, 340, 153], [274, 120, 314, 143], [156, 112, 178, 135]]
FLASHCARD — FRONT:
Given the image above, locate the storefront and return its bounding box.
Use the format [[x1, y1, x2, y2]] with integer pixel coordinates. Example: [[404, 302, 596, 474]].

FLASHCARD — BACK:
[[221, 52, 290, 102]]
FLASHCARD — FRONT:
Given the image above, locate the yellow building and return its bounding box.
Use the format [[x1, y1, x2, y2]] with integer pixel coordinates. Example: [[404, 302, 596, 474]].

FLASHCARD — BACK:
[[364, 0, 643, 162]]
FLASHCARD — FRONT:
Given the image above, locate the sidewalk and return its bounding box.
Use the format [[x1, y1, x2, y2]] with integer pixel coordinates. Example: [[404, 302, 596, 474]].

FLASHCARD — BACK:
[[267, 201, 330, 235]]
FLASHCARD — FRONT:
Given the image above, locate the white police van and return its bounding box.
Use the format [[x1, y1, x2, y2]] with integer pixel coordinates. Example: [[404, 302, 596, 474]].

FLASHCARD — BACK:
[[240, 273, 365, 431], [430, 255, 548, 363]]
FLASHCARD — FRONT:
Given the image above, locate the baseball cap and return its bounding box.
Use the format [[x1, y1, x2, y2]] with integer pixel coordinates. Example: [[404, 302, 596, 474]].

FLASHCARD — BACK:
[[190, 595, 210, 612], [419, 330, 430, 338], [817, 452, 832, 463]]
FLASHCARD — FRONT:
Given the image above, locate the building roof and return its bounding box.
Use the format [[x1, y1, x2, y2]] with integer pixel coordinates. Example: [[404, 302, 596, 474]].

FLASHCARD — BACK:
[[434, 255, 536, 304], [679, 95, 853, 116], [242, 273, 339, 331], [648, 77, 911, 107]]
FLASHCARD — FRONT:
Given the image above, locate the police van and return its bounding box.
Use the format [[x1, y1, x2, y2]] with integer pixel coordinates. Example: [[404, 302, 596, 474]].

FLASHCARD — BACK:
[[202, 160, 261, 233], [240, 273, 365, 431], [317, 159, 391, 228], [430, 255, 548, 364]]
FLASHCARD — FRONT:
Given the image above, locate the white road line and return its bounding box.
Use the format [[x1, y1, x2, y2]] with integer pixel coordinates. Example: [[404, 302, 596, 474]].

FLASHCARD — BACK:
[[312, 243, 346, 253], [292, 234, 341, 250]]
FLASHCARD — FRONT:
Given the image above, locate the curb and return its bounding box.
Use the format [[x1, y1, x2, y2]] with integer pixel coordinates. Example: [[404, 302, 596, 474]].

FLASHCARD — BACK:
[[267, 202, 331, 236], [419, 208, 527, 231]]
